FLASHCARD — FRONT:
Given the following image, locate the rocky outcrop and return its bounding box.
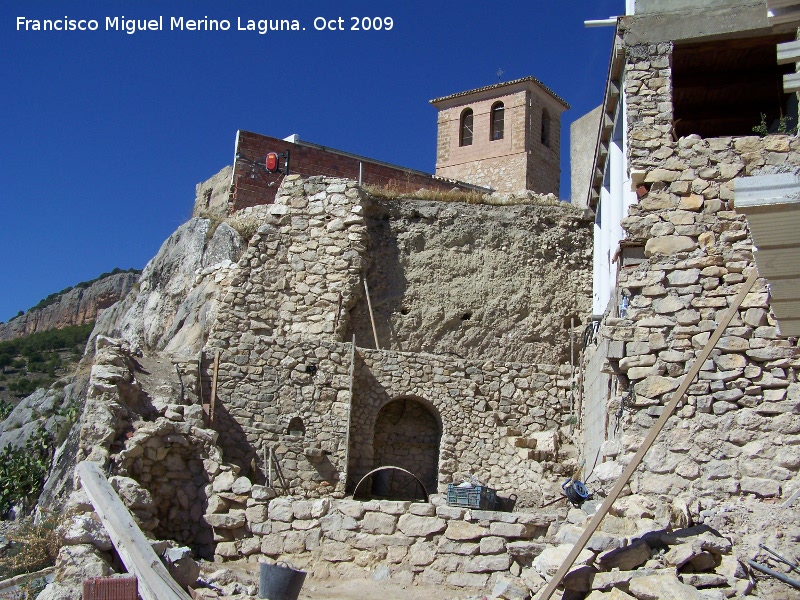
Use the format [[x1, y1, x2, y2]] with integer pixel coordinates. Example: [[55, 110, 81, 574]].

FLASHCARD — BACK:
[[193, 165, 233, 219], [0, 272, 139, 341], [351, 194, 593, 364], [92, 218, 243, 355]]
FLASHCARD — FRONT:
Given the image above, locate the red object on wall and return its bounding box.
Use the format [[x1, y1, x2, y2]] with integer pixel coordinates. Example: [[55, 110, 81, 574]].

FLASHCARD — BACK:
[[265, 152, 279, 172], [82, 575, 138, 600], [230, 130, 485, 213]]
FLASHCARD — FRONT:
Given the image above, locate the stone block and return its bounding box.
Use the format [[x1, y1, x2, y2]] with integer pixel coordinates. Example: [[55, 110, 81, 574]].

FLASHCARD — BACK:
[[397, 514, 447, 537], [409, 502, 436, 517], [268, 498, 294, 522], [205, 510, 246, 529], [645, 236, 697, 257], [436, 506, 466, 520], [444, 521, 488, 540], [379, 500, 411, 514], [465, 554, 511, 573], [336, 499, 367, 519], [445, 572, 489, 588], [635, 375, 680, 399], [479, 536, 506, 554], [598, 538, 651, 570], [231, 476, 252, 495], [533, 544, 594, 578], [740, 477, 781, 497], [245, 504, 268, 524], [408, 541, 437, 566], [628, 574, 703, 600], [362, 511, 398, 535], [489, 522, 527, 538], [321, 540, 354, 562]]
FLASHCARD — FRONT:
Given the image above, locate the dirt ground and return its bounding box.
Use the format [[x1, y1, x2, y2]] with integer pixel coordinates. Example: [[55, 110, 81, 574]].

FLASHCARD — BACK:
[[298, 576, 478, 600], [212, 561, 479, 600]]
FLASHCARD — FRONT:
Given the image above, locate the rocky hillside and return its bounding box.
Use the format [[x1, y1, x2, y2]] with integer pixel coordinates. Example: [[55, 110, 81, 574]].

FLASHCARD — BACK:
[[0, 270, 140, 342]]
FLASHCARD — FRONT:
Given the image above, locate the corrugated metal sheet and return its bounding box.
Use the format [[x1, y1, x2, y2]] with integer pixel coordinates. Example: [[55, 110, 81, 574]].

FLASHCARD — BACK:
[[735, 173, 800, 336], [82, 576, 138, 600]]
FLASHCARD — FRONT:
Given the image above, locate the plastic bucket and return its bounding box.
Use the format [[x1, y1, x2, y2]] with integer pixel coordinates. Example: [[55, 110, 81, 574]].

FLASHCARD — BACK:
[[259, 562, 307, 600]]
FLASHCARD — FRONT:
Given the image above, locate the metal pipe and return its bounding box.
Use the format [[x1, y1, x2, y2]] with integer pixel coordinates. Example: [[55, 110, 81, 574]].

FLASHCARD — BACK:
[[759, 544, 800, 575], [584, 18, 618, 27], [747, 559, 800, 591]]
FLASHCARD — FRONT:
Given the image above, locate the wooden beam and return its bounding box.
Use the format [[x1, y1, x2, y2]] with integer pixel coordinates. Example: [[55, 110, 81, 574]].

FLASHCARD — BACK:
[[210, 349, 220, 426], [538, 269, 759, 600], [777, 40, 800, 64], [343, 334, 356, 489], [363, 279, 380, 350], [76, 462, 192, 600], [784, 72, 800, 94]]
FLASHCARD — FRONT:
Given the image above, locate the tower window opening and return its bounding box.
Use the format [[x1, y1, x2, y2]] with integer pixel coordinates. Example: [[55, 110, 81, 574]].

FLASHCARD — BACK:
[[491, 102, 504, 140], [460, 108, 474, 146]]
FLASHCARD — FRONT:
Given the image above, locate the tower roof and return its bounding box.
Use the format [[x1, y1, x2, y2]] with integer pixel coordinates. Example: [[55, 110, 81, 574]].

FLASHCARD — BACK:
[[430, 76, 570, 109]]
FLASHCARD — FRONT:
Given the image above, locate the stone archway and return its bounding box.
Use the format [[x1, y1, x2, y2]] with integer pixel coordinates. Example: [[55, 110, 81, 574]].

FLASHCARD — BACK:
[[372, 397, 441, 497]]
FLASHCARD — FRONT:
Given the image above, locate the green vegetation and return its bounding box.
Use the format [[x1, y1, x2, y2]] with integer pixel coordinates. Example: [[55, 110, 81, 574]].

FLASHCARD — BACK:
[[26, 267, 141, 314], [0, 428, 53, 519], [753, 112, 797, 136], [0, 323, 93, 398]]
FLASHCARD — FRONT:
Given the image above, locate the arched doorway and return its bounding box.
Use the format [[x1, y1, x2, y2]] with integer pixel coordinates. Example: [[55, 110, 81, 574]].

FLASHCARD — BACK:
[[372, 397, 441, 498]]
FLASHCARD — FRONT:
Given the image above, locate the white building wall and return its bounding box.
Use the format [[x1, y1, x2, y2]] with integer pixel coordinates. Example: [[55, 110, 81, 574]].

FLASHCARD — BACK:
[[591, 74, 637, 316]]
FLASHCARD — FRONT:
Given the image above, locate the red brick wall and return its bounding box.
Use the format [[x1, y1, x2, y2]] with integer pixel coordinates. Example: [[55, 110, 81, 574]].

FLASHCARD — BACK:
[[231, 131, 480, 212]]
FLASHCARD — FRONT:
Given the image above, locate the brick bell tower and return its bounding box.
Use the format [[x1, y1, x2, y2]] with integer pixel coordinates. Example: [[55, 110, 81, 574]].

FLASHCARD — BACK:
[[430, 76, 569, 195]]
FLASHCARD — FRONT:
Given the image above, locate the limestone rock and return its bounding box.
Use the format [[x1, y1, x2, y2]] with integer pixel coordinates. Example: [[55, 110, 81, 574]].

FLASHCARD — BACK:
[[397, 514, 447, 537], [598, 538, 651, 570], [628, 573, 703, 600], [645, 236, 697, 257]]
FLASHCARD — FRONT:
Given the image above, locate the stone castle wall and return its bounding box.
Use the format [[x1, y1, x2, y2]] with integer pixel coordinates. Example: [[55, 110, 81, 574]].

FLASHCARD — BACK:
[[204, 175, 593, 501], [584, 41, 800, 503]]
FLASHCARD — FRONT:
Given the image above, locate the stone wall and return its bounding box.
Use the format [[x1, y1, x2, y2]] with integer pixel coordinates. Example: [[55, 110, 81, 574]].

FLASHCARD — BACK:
[[205, 485, 562, 592], [583, 40, 800, 503], [204, 175, 592, 501]]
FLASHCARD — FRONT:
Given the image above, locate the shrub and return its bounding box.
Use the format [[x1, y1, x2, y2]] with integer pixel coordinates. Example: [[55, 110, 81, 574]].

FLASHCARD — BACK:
[[0, 512, 64, 580], [0, 427, 53, 518]]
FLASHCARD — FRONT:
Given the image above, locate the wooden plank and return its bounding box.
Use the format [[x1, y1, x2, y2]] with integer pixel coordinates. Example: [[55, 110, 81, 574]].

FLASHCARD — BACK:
[[778, 40, 800, 64], [538, 269, 759, 600], [363, 279, 380, 350], [210, 349, 220, 426], [784, 72, 800, 93], [76, 461, 192, 600]]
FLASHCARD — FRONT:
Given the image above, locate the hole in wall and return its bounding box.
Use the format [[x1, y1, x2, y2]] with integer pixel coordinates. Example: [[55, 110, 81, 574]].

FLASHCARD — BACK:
[[287, 417, 305, 437]]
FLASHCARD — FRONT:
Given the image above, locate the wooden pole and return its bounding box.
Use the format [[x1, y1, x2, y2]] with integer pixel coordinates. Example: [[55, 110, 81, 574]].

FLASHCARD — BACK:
[[343, 335, 356, 490], [538, 268, 759, 600], [264, 444, 272, 487], [363, 279, 380, 350], [77, 462, 191, 600], [210, 349, 220, 426]]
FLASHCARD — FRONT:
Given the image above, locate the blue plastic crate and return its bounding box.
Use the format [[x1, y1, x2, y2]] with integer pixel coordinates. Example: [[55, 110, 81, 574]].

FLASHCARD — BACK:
[[446, 484, 498, 510]]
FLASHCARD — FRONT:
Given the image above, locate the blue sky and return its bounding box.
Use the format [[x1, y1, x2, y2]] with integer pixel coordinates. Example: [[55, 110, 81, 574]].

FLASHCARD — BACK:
[[0, 0, 620, 322]]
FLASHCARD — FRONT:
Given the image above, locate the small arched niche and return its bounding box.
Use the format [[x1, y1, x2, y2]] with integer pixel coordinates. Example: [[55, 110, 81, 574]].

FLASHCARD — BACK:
[[372, 397, 441, 498]]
